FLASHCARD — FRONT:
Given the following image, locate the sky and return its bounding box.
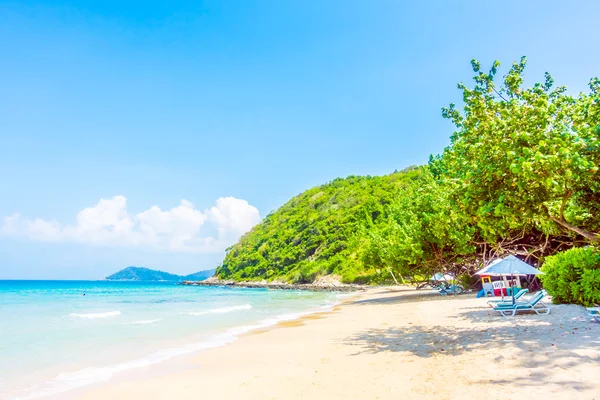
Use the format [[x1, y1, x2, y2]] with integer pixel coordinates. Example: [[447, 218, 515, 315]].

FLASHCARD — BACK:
[[1, 0, 599, 279]]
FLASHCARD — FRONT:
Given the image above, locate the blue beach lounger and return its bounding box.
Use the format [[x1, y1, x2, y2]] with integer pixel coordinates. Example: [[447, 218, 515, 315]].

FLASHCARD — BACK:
[[587, 307, 600, 323], [492, 291, 550, 317], [439, 284, 463, 295], [487, 289, 529, 305]]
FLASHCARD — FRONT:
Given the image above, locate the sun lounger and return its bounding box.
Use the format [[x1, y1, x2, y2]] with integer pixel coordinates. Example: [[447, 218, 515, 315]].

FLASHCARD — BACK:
[[491, 290, 550, 317], [487, 289, 529, 305], [587, 307, 600, 323], [439, 284, 464, 295]]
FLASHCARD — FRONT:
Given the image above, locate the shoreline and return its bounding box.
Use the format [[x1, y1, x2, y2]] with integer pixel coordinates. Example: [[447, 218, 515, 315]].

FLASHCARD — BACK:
[[14, 290, 349, 400], [50, 291, 367, 400], [67, 286, 600, 399], [179, 278, 367, 292]]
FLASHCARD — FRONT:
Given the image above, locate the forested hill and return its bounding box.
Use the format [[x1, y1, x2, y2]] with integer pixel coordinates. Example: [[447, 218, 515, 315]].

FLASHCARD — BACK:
[[106, 266, 216, 281], [216, 167, 427, 283], [107, 267, 181, 281], [216, 58, 600, 285]]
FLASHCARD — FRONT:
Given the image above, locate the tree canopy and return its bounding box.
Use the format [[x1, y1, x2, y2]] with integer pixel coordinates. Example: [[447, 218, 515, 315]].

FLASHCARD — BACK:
[[438, 57, 600, 243]]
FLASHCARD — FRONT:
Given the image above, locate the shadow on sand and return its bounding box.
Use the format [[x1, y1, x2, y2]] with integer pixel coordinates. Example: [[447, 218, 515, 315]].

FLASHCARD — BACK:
[[351, 288, 467, 306], [342, 300, 600, 390]]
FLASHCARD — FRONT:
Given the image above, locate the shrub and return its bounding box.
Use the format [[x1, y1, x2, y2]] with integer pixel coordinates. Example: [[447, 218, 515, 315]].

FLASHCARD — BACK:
[[290, 262, 327, 283], [541, 246, 600, 306]]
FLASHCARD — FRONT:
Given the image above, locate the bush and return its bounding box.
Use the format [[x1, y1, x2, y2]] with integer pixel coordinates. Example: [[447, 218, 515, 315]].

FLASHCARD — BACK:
[[290, 262, 326, 283], [541, 246, 600, 306]]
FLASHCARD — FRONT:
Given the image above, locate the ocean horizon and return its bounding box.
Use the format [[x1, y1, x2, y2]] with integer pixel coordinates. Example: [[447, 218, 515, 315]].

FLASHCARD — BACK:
[[0, 280, 341, 399]]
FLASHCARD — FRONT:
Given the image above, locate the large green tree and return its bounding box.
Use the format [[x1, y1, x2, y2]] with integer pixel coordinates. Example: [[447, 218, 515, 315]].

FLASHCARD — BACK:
[[359, 171, 476, 277], [438, 57, 600, 244]]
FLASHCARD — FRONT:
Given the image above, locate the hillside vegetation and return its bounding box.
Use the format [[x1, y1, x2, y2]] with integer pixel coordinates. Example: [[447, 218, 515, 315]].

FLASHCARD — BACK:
[[216, 57, 600, 284], [218, 168, 428, 283], [106, 266, 215, 281]]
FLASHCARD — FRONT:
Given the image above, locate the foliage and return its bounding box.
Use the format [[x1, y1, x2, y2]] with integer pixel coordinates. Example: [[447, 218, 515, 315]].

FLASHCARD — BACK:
[[540, 247, 600, 306], [358, 171, 476, 278], [216, 58, 600, 285], [106, 267, 215, 281], [438, 57, 600, 244], [216, 167, 425, 283]]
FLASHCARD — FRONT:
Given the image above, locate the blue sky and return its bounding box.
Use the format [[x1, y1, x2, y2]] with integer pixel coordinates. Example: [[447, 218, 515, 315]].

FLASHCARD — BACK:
[[1, 0, 599, 279]]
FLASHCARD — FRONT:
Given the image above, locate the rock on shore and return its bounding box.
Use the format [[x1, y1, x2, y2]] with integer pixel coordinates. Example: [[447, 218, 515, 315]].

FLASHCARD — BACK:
[[179, 276, 365, 292]]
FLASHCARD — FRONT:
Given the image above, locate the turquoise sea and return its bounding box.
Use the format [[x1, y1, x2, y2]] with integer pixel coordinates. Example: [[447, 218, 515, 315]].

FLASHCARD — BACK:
[[0, 280, 340, 399]]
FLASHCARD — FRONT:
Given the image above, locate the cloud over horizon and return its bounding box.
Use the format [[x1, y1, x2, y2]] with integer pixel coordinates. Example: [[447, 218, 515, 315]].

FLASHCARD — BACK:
[[1, 196, 260, 253]]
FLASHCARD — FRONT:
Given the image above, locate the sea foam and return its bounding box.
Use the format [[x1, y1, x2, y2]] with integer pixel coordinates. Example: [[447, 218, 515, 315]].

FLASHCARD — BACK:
[[69, 311, 121, 319], [184, 304, 252, 316], [20, 302, 337, 400], [125, 318, 162, 325]]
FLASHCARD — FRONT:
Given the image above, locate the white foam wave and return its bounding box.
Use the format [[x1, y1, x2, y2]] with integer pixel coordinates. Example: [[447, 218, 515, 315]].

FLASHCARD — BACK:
[[184, 304, 252, 316], [19, 301, 337, 400], [69, 311, 121, 319], [16, 335, 233, 400], [125, 318, 162, 325]]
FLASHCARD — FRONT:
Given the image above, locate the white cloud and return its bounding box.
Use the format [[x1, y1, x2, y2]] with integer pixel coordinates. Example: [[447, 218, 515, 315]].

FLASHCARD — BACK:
[[1, 213, 23, 236], [0, 195, 260, 253], [207, 197, 261, 239]]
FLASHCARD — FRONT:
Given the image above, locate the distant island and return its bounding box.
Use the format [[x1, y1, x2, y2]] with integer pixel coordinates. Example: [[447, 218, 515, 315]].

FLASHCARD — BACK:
[[106, 266, 216, 281]]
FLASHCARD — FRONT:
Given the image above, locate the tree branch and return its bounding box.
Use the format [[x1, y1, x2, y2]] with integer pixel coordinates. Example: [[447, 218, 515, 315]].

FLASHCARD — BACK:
[[549, 215, 599, 242], [540, 202, 599, 242], [493, 87, 508, 102], [559, 190, 571, 221]]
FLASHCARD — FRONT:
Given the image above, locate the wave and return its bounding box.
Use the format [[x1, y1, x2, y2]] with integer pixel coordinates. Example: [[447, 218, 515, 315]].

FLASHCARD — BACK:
[[184, 304, 252, 316], [69, 311, 121, 319], [16, 336, 234, 400], [18, 301, 337, 400], [125, 318, 162, 325], [118, 298, 197, 304]]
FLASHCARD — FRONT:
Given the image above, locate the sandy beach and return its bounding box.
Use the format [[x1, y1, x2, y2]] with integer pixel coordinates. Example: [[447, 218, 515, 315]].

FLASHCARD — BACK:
[[72, 287, 600, 400]]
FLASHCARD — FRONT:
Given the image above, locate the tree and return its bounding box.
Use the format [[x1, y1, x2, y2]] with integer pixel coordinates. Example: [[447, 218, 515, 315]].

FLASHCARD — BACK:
[[359, 171, 476, 277], [439, 57, 600, 244]]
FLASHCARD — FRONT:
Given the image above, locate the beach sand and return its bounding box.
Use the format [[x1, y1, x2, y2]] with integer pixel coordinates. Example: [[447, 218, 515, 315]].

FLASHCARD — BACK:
[[74, 287, 600, 400]]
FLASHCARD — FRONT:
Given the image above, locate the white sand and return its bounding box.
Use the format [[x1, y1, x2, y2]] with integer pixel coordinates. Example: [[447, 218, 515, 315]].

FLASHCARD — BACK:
[[73, 287, 600, 400]]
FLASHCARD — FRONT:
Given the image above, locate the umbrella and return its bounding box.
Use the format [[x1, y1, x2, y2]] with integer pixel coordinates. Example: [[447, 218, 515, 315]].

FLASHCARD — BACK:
[[475, 255, 543, 276], [475, 255, 543, 304]]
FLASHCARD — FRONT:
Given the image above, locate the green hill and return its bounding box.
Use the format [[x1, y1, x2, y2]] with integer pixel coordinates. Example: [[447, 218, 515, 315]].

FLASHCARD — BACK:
[[106, 266, 215, 281], [216, 167, 425, 284]]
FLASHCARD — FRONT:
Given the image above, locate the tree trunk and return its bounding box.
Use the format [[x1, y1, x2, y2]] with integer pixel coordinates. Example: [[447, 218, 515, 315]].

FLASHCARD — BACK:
[[397, 273, 407, 284], [549, 216, 599, 242], [387, 268, 400, 285]]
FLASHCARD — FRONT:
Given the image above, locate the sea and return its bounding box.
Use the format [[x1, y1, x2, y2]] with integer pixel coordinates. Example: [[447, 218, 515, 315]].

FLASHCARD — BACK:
[[0, 280, 341, 399]]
